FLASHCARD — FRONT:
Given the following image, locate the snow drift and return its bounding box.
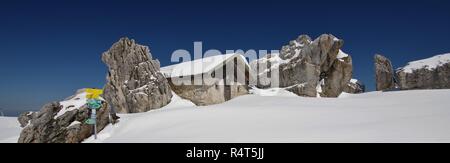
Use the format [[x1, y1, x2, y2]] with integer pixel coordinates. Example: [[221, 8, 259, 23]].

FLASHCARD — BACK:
[[0, 117, 21, 143], [81, 88, 450, 143]]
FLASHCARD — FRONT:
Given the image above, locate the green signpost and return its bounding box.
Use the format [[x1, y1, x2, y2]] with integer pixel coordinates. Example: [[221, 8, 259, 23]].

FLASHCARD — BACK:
[[85, 89, 104, 140], [85, 118, 96, 125]]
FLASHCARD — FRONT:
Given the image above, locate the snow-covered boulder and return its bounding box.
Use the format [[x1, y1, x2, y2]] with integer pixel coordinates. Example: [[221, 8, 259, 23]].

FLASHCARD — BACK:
[[374, 54, 396, 91], [102, 38, 172, 113], [396, 53, 450, 90], [343, 79, 365, 94], [17, 89, 110, 143], [251, 34, 353, 97]]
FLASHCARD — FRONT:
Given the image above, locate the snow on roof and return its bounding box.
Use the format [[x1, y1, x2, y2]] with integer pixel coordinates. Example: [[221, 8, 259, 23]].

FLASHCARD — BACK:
[[160, 53, 249, 78], [399, 53, 450, 73]]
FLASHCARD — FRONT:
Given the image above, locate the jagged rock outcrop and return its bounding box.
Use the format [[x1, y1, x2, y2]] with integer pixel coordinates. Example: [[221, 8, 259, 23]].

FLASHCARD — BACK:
[[18, 90, 110, 143], [343, 79, 365, 94], [18, 111, 35, 127], [396, 53, 450, 90], [251, 34, 352, 97], [249, 53, 286, 89], [374, 54, 396, 91], [102, 38, 172, 113]]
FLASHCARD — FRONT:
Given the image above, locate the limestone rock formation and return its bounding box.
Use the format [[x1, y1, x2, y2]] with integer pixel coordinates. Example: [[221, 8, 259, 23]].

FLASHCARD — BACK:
[[18, 90, 110, 143], [396, 53, 450, 90], [18, 111, 35, 127], [343, 79, 365, 94], [374, 54, 396, 91], [102, 38, 172, 113], [251, 34, 353, 97], [249, 53, 286, 89]]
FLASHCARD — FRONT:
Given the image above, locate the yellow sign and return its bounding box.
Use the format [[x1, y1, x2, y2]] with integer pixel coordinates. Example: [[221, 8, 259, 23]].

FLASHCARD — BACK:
[[85, 88, 103, 99]]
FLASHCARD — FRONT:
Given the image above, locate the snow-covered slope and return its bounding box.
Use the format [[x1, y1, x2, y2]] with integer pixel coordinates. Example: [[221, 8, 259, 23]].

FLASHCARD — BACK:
[[399, 53, 450, 73], [0, 117, 21, 143], [84, 89, 450, 143]]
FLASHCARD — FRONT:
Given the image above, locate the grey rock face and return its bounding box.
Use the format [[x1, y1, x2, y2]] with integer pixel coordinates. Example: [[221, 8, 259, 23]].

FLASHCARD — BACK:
[[321, 54, 353, 97], [102, 38, 172, 113], [249, 56, 279, 89], [396, 62, 450, 90], [252, 34, 352, 97], [374, 54, 396, 91], [17, 94, 110, 143], [343, 79, 365, 94], [286, 83, 317, 97], [18, 111, 35, 127], [279, 35, 312, 60]]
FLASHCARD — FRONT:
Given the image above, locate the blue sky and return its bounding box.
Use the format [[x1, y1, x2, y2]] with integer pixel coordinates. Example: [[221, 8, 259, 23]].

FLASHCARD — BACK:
[[1, 0, 450, 115]]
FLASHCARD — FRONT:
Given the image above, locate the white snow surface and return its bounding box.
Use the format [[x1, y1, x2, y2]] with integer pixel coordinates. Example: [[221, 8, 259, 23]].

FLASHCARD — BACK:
[[83, 89, 450, 143], [55, 90, 105, 119], [0, 117, 21, 143], [249, 87, 298, 97], [350, 79, 358, 84], [55, 92, 88, 119], [69, 121, 81, 127], [160, 53, 249, 78], [337, 50, 349, 61], [400, 53, 450, 73]]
